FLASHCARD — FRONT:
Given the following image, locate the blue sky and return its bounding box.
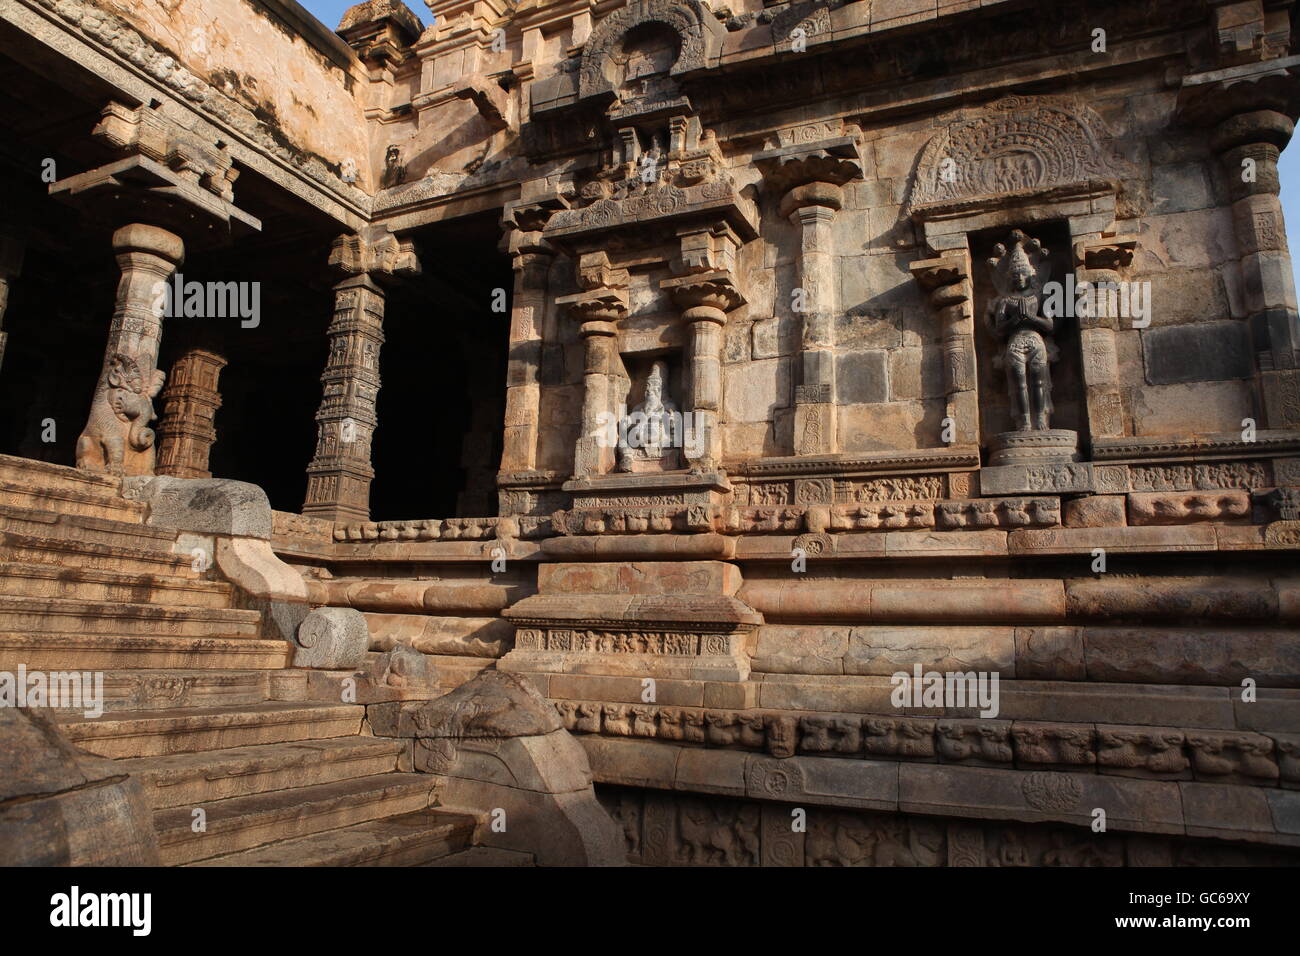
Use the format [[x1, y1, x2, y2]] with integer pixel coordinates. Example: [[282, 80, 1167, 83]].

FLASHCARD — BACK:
[[298, 0, 1300, 292]]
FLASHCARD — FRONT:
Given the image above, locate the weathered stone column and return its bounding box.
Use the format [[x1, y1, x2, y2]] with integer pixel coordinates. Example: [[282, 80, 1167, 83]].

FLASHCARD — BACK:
[[1073, 236, 1137, 439], [76, 224, 184, 476], [156, 348, 227, 478], [909, 254, 979, 446], [0, 238, 24, 373], [1179, 65, 1300, 426], [303, 233, 418, 521], [755, 131, 863, 456], [787, 188, 841, 455], [562, 293, 628, 478], [500, 249, 554, 472], [1215, 108, 1300, 424], [662, 273, 745, 468]]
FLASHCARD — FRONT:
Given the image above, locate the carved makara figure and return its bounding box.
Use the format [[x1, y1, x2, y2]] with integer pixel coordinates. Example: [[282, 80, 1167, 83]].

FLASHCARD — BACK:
[[617, 359, 682, 471], [76, 353, 166, 475], [986, 230, 1057, 431]]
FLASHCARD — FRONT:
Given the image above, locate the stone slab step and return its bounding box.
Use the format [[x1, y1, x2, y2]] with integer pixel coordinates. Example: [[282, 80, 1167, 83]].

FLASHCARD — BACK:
[[424, 846, 535, 867], [119, 736, 404, 808], [0, 530, 198, 577], [0, 632, 291, 672], [60, 701, 363, 758], [0, 454, 123, 496], [0, 595, 259, 637], [0, 562, 234, 608], [42, 669, 270, 716], [156, 773, 437, 865], [189, 807, 475, 866], [0, 477, 144, 521], [0, 504, 176, 550]]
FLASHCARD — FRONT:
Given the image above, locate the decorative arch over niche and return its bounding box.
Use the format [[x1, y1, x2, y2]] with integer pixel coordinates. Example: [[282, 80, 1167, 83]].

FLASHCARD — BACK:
[[578, 0, 724, 102], [907, 95, 1137, 219]]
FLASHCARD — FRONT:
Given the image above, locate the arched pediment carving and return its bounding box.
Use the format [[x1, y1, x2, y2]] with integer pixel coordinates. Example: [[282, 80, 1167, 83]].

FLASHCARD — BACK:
[[907, 95, 1136, 218], [578, 0, 724, 102]]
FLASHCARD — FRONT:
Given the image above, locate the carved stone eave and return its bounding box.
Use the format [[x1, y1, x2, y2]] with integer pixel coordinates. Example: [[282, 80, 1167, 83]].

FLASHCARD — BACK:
[[543, 181, 759, 246], [1174, 56, 1300, 128], [563, 468, 731, 497], [753, 136, 864, 195], [49, 156, 261, 244], [730, 448, 982, 478]]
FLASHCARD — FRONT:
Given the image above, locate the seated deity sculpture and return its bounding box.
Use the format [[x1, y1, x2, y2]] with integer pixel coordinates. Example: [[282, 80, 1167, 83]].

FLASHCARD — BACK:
[[986, 229, 1058, 431], [617, 360, 682, 472]]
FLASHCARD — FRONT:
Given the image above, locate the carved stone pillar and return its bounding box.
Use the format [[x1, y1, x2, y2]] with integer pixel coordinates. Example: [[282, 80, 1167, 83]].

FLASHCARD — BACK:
[[303, 233, 418, 521], [909, 254, 979, 447], [1179, 69, 1300, 426], [156, 348, 227, 478], [0, 238, 24, 373], [76, 224, 183, 476], [662, 272, 745, 468], [501, 252, 552, 470], [561, 291, 628, 478], [756, 131, 863, 457], [1216, 108, 1300, 424], [1074, 236, 1137, 439]]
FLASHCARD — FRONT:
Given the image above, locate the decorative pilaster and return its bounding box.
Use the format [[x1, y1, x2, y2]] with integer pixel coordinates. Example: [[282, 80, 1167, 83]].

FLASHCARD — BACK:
[[1178, 64, 1300, 426], [909, 253, 979, 447], [156, 348, 227, 478], [303, 233, 419, 521], [1074, 236, 1137, 439], [499, 194, 564, 474], [661, 272, 745, 469], [75, 224, 183, 476], [755, 130, 863, 456], [0, 238, 24, 373]]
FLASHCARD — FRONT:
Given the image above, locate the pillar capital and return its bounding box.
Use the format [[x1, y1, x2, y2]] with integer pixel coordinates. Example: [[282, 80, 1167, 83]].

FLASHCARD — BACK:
[[328, 231, 420, 280]]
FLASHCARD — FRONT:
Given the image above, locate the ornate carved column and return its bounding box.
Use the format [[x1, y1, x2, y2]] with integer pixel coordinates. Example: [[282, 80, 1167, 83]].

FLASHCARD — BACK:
[[49, 100, 260, 477], [499, 195, 562, 473], [0, 238, 24, 373], [156, 348, 227, 478], [909, 253, 979, 447], [755, 130, 863, 456], [303, 233, 419, 521], [75, 224, 184, 476]]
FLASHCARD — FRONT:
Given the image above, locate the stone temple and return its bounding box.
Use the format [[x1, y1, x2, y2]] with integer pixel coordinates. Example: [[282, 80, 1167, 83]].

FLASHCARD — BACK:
[[1, 0, 1300, 868]]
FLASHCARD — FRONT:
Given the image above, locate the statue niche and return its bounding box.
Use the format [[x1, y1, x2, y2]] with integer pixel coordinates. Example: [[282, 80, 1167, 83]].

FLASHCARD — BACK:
[[986, 229, 1056, 431], [617, 359, 684, 472]]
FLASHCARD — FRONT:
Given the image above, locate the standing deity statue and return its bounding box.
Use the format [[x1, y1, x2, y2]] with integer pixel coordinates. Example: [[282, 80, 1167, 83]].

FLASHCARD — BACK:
[[986, 230, 1057, 431], [617, 360, 682, 471]]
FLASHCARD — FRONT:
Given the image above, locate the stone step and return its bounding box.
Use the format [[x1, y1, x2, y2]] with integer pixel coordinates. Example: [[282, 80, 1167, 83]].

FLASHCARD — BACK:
[[0, 530, 198, 577], [0, 477, 144, 522], [119, 736, 404, 808], [0, 504, 177, 551], [43, 669, 270, 716], [157, 773, 437, 865], [424, 846, 535, 867], [190, 807, 476, 866], [0, 594, 259, 637], [0, 632, 291, 672], [0, 454, 123, 496], [59, 701, 362, 758], [0, 562, 234, 608]]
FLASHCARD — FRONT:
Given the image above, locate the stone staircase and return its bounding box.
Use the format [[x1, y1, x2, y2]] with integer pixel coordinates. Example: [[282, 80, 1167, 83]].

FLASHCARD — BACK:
[[0, 453, 519, 866]]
